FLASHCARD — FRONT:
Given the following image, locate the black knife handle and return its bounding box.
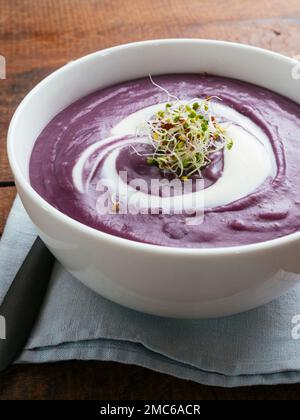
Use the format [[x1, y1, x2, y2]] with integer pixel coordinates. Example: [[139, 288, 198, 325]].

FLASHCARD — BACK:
[[0, 237, 55, 372]]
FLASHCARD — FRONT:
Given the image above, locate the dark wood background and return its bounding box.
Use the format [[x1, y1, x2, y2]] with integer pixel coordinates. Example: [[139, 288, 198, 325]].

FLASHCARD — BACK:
[[1, 0, 300, 400]]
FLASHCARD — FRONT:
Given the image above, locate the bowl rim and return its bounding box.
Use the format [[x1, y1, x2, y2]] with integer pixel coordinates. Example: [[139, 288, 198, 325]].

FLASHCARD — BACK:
[[7, 38, 300, 256]]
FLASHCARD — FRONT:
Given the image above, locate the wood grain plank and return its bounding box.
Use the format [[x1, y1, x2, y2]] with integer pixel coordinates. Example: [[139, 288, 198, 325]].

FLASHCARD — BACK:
[[1, 0, 300, 181], [0, 186, 16, 236]]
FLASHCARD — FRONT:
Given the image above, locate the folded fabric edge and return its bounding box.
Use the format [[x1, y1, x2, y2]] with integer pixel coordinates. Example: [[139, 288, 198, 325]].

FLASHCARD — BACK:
[[17, 340, 300, 388], [26, 327, 300, 378]]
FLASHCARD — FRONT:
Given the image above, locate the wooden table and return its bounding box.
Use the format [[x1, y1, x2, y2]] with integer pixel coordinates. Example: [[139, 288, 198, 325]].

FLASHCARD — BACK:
[[1, 0, 300, 400]]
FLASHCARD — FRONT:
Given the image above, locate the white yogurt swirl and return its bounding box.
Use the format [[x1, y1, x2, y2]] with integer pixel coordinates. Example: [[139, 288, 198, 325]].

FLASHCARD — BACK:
[[72, 102, 275, 212]]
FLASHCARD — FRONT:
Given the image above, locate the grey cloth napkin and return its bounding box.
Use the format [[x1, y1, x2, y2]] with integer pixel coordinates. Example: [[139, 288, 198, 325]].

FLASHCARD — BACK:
[[1, 196, 300, 387]]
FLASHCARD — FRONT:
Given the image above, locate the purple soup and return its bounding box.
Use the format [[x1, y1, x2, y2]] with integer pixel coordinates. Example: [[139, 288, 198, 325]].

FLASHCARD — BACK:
[[29, 75, 300, 248]]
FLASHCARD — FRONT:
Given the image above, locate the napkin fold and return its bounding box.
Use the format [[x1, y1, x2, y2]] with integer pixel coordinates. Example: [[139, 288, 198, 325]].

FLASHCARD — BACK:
[[1, 196, 300, 387]]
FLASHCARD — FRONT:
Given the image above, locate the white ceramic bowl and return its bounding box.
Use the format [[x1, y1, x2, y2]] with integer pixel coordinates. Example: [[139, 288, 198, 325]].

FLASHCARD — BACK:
[[7, 39, 300, 318]]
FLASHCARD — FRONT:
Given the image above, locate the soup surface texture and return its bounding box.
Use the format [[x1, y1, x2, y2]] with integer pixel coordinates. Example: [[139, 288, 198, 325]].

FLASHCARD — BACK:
[[30, 75, 300, 248]]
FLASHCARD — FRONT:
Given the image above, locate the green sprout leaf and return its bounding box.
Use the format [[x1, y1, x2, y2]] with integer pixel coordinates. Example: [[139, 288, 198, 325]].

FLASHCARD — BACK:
[[138, 79, 234, 178], [143, 97, 233, 178]]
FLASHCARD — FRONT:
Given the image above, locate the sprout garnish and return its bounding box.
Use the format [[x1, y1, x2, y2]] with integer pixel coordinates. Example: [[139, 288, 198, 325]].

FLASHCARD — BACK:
[[137, 76, 234, 179]]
